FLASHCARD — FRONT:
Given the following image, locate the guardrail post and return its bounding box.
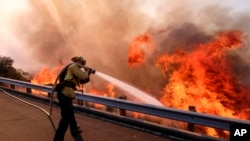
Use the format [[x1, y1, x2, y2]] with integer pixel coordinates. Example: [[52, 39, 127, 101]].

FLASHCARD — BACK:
[[77, 98, 84, 106], [106, 103, 114, 113], [77, 87, 85, 106], [26, 80, 32, 94], [26, 87, 32, 93], [45, 84, 53, 98], [107, 106, 113, 112], [10, 84, 15, 89], [187, 106, 196, 132], [118, 96, 127, 116]]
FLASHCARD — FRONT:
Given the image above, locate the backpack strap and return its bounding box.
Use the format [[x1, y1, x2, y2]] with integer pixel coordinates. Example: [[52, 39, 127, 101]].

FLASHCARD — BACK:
[[58, 63, 72, 83]]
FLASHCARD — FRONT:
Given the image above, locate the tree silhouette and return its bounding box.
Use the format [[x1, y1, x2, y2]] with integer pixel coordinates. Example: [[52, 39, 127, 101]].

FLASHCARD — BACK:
[[0, 55, 28, 81]]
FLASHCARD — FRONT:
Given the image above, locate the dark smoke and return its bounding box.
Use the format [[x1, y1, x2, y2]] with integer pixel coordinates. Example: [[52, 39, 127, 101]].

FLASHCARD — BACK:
[[152, 23, 213, 54]]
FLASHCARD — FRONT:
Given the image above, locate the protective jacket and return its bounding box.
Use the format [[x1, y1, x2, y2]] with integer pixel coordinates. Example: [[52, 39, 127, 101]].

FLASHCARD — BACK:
[[61, 63, 89, 99]]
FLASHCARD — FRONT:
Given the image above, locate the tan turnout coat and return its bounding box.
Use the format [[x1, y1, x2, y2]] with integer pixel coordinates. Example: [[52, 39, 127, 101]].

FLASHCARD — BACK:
[[61, 63, 89, 99]]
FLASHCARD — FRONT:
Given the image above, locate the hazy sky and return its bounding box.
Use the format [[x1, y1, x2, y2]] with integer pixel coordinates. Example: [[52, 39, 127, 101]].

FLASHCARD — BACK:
[[0, 0, 250, 73]]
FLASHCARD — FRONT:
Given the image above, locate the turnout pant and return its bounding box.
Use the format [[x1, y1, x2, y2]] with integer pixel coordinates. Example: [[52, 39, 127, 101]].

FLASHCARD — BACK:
[[54, 92, 78, 141]]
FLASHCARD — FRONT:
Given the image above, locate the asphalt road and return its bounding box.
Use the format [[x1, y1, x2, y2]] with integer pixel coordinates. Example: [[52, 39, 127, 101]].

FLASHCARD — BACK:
[[0, 91, 174, 141]]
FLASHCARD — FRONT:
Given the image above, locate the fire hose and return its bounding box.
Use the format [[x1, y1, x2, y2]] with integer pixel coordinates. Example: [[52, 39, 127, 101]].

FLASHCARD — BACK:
[[49, 63, 72, 116], [0, 88, 56, 131]]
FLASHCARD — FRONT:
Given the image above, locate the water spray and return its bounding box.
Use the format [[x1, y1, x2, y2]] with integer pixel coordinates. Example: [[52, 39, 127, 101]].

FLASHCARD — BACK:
[[94, 71, 164, 107]]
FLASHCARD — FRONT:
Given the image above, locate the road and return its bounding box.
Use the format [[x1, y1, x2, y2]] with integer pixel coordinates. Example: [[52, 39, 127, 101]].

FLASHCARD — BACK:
[[0, 91, 174, 141]]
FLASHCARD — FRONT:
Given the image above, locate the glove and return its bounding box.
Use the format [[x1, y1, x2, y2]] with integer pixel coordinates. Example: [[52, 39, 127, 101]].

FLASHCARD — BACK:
[[84, 67, 96, 74], [90, 68, 96, 74]]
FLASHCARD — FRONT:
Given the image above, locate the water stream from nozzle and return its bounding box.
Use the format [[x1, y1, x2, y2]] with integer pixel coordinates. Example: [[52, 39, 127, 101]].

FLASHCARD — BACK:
[[94, 71, 164, 107]]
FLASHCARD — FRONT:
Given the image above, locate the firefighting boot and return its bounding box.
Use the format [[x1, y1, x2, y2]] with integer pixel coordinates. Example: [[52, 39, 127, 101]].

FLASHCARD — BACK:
[[72, 126, 84, 141], [71, 125, 83, 136], [73, 133, 84, 141]]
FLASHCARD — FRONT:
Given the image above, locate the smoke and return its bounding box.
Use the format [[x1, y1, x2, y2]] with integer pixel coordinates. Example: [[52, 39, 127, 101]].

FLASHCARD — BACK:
[[10, 0, 151, 71], [1, 0, 250, 95]]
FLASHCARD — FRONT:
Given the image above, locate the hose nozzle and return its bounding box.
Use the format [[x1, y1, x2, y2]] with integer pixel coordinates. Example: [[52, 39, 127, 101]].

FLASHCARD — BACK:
[[84, 67, 96, 74]]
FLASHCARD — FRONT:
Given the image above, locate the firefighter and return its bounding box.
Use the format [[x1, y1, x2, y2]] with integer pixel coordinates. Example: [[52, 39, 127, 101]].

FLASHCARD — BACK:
[[54, 56, 95, 141]]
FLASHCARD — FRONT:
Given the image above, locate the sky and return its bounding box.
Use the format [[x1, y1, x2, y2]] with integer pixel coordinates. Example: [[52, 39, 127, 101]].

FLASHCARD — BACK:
[[0, 0, 250, 78]]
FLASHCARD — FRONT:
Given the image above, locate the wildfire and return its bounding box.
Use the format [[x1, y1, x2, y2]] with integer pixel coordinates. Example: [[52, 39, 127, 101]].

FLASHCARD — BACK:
[[127, 31, 250, 137], [128, 33, 154, 67], [30, 30, 250, 138]]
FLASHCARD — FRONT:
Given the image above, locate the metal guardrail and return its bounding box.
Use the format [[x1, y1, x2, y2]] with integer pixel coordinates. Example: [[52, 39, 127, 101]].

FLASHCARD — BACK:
[[0, 77, 250, 132]]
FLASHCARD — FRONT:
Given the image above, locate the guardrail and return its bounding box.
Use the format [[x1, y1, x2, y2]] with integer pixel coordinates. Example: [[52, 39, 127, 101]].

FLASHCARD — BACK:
[[1, 77, 250, 139]]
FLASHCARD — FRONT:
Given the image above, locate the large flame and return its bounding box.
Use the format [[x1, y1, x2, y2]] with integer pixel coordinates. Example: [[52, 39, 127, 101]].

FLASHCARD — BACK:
[[155, 31, 250, 137], [127, 31, 250, 137], [155, 31, 250, 119]]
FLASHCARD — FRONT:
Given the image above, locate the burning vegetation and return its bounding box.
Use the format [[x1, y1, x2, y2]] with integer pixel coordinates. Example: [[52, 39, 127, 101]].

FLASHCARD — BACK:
[[128, 30, 250, 119], [156, 31, 249, 118], [127, 30, 250, 137]]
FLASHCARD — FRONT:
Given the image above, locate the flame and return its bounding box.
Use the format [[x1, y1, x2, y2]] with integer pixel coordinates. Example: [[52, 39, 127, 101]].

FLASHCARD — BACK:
[[106, 83, 115, 97], [31, 65, 63, 95], [31, 65, 63, 85], [128, 33, 154, 67], [155, 31, 249, 137], [84, 84, 115, 109], [87, 88, 105, 109]]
